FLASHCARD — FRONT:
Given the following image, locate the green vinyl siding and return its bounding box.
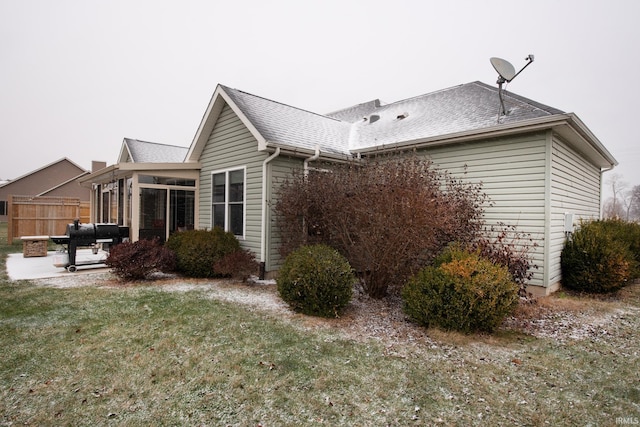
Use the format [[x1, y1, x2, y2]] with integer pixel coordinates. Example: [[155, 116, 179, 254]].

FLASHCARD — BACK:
[[198, 103, 267, 258], [416, 133, 548, 287], [548, 136, 602, 287], [266, 155, 305, 272]]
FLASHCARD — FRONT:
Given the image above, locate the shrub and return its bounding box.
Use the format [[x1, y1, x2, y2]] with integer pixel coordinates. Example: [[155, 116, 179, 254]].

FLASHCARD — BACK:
[[577, 219, 640, 281], [561, 220, 631, 293], [106, 238, 176, 281], [402, 247, 519, 333], [166, 227, 240, 278], [471, 222, 539, 297], [277, 244, 354, 317], [275, 154, 488, 298], [213, 249, 259, 281]]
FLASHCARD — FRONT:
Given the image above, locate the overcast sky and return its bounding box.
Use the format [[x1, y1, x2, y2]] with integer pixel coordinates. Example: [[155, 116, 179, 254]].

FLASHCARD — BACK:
[[1, 0, 639, 199]]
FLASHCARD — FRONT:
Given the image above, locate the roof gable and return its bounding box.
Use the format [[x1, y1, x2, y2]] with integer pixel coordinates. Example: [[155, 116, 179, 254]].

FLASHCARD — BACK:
[[186, 85, 267, 162], [187, 85, 352, 161], [120, 138, 188, 163], [1, 158, 87, 189], [221, 85, 352, 157]]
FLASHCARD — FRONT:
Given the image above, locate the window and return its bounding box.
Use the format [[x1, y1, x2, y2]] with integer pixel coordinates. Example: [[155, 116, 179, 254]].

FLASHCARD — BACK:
[[212, 168, 245, 236], [0, 200, 6, 216]]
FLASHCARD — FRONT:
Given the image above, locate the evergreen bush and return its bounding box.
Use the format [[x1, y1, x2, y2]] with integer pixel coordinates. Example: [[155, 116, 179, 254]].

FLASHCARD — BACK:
[[578, 219, 640, 280], [402, 247, 519, 333], [106, 238, 176, 281], [166, 227, 240, 278], [561, 220, 631, 293], [277, 244, 354, 317]]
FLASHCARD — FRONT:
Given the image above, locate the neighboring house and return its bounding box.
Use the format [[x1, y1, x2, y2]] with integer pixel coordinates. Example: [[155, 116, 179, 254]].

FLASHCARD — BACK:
[[0, 158, 93, 222], [81, 82, 617, 296]]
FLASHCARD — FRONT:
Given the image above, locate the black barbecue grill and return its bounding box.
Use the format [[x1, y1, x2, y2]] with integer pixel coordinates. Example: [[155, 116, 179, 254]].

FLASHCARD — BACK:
[[51, 220, 129, 272]]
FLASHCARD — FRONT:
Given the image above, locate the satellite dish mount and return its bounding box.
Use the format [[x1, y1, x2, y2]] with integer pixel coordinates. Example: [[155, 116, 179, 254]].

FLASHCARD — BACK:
[[490, 54, 534, 116]]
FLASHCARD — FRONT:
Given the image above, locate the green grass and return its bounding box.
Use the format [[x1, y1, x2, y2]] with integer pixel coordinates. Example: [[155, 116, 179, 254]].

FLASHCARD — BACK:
[[1, 221, 639, 425]]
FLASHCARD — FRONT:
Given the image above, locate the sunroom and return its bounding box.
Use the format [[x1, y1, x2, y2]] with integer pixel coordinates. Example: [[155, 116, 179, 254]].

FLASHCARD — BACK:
[[78, 139, 200, 242]]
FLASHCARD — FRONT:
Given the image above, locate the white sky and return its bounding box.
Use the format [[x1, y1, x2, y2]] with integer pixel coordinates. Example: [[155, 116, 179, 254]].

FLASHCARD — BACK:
[[1, 0, 639, 199]]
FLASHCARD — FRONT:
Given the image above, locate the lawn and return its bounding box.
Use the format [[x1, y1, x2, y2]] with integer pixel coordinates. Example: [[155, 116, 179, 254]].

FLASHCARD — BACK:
[[0, 222, 639, 426]]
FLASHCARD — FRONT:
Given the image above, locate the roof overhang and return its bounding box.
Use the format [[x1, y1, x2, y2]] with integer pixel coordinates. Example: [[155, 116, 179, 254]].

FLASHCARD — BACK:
[[352, 113, 617, 170], [77, 162, 201, 187]]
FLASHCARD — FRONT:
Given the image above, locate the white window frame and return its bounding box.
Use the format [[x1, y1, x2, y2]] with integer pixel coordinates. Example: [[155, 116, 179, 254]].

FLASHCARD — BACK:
[[211, 166, 246, 239]]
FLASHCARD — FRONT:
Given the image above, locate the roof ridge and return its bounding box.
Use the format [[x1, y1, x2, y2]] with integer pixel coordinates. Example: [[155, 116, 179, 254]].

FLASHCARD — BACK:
[[220, 85, 344, 122], [3, 158, 87, 183], [325, 99, 381, 115], [124, 138, 188, 149], [373, 83, 470, 108], [472, 81, 564, 115]]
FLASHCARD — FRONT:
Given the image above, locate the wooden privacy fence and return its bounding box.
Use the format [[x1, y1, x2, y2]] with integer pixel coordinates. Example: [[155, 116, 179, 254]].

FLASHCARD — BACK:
[[7, 195, 90, 242]]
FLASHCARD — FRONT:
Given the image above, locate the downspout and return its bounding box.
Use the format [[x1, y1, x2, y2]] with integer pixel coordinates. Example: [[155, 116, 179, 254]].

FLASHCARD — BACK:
[[304, 145, 321, 177], [600, 165, 615, 219], [301, 146, 321, 246], [260, 147, 280, 279]]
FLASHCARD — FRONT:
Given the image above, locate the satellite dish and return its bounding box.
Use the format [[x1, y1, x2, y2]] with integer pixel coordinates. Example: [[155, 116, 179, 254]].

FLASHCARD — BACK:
[[490, 57, 516, 82], [490, 54, 535, 116]]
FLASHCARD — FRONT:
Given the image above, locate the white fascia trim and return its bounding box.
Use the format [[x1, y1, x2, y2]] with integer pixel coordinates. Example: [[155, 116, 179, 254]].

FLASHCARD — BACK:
[[564, 113, 618, 167], [217, 89, 269, 151], [186, 85, 225, 161], [118, 139, 135, 163], [118, 162, 201, 171], [77, 164, 119, 186], [261, 142, 355, 163], [352, 114, 617, 169], [186, 85, 269, 161], [353, 115, 572, 155]]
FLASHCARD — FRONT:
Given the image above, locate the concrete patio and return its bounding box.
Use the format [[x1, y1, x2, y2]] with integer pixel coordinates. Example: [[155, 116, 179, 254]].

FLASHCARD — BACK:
[[6, 249, 110, 280]]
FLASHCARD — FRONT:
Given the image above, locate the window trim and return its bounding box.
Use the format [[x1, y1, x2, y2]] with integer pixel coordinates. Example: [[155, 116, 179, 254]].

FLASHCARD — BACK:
[[211, 166, 246, 239]]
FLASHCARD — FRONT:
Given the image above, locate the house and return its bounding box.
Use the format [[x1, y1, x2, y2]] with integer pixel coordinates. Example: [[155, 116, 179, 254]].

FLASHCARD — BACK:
[[81, 82, 617, 296], [0, 158, 93, 222]]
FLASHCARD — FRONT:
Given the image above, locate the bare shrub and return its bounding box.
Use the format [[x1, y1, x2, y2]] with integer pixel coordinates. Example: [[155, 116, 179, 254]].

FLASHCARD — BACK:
[[213, 249, 259, 282], [106, 238, 176, 281], [472, 222, 539, 298], [274, 154, 489, 298]]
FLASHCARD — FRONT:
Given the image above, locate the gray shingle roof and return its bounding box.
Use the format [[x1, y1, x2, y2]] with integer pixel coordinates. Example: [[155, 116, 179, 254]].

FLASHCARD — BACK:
[[124, 138, 188, 163], [221, 85, 352, 156], [219, 81, 565, 155], [325, 99, 381, 122], [346, 81, 565, 151]]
